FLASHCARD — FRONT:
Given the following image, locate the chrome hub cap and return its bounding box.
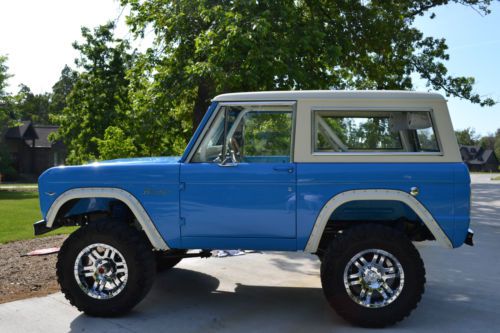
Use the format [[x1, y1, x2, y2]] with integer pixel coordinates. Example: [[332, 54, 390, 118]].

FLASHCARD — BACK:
[[343, 249, 404, 308], [74, 243, 128, 299]]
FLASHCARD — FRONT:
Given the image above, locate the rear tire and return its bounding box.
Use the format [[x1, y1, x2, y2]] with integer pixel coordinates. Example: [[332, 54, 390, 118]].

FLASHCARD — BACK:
[[320, 224, 425, 328], [57, 220, 156, 317]]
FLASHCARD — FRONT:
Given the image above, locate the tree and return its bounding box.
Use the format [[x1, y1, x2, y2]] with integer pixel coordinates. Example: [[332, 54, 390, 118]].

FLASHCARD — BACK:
[[50, 23, 135, 164], [458, 129, 500, 165], [479, 134, 495, 150], [0, 55, 9, 102], [2, 57, 77, 128], [0, 55, 17, 127], [455, 128, 479, 146], [49, 65, 78, 116], [0, 148, 16, 179], [94, 126, 138, 160], [0, 55, 17, 179], [11, 84, 52, 124], [125, 53, 194, 157], [494, 129, 500, 162], [121, 0, 495, 149]]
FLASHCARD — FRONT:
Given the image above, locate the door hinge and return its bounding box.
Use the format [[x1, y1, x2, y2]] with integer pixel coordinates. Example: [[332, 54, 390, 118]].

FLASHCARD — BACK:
[[179, 182, 186, 191], [179, 217, 186, 226]]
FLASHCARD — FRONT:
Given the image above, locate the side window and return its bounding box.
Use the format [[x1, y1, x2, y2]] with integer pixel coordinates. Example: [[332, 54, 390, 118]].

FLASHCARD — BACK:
[[415, 127, 439, 152], [313, 110, 440, 153], [192, 104, 293, 163]]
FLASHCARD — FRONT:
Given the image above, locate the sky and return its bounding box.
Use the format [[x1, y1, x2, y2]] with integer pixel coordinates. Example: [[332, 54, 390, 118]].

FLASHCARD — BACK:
[[413, 2, 500, 136], [0, 0, 499, 135], [0, 0, 130, 92]]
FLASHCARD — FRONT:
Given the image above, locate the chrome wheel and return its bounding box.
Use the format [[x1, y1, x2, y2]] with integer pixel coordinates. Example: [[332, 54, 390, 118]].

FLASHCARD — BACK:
[[343, 249, 404, 308], [74, 243, 128, 299]]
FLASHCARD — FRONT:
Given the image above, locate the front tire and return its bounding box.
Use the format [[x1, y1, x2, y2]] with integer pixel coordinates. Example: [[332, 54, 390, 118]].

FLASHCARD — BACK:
[[57, 220, 156, 317], [320, 224, 425, 328]]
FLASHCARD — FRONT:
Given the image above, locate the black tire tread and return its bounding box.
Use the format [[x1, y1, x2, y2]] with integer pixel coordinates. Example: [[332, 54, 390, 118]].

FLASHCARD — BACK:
[[320, 224, 426, 328], [56, 220, 156, 317]]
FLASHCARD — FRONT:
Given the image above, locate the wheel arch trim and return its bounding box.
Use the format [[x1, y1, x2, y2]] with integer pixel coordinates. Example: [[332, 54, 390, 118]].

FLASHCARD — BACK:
[[45, 187, 169, 250], [304, 189, 452, 253]]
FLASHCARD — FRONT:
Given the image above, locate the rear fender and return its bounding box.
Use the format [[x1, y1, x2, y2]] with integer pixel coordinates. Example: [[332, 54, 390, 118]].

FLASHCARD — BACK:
[[305, 189, 452, 253]]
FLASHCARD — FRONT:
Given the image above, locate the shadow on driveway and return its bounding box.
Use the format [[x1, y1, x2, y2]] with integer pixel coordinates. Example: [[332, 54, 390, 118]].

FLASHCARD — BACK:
[[69, 268, 333, 333], [68, 249, 500, 333]]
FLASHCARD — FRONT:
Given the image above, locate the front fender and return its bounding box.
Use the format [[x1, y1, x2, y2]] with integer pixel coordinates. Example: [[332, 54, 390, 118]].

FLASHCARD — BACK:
[[44, 187, 169, 250]]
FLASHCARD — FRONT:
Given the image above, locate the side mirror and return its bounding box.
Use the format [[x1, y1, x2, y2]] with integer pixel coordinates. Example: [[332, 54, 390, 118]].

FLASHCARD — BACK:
[[218, 156, 238, 167]]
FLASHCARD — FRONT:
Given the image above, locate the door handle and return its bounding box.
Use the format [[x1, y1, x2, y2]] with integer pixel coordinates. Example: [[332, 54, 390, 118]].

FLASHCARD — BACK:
[[273, 166, 294, 173]]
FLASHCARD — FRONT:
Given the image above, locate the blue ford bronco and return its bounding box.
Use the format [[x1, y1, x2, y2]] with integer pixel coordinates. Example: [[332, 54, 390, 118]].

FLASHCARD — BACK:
[[35, 91, 473, 327]]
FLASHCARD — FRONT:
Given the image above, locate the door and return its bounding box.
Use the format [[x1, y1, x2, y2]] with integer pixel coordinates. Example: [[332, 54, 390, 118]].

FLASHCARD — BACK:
[[180, 102, 296, 250]]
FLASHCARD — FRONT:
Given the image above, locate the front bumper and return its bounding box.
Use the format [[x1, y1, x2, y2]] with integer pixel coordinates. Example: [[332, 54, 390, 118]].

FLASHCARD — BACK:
[[34, 220, 53, 236]]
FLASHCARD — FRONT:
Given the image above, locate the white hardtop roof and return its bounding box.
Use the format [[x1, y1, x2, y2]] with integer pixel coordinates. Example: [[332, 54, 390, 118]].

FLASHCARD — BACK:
[[213, 90, 445, 102]]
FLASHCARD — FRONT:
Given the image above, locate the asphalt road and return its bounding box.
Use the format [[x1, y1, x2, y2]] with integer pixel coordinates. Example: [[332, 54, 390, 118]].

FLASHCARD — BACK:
[[0, 174, 499, 332]]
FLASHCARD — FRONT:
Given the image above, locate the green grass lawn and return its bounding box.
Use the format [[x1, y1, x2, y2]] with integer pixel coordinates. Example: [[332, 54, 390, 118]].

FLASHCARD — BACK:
[[0, 191, 75, 244]]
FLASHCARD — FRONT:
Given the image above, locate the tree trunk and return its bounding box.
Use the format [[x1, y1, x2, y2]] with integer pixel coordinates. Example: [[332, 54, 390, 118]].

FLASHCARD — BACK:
[[192, 80, 213, 132]]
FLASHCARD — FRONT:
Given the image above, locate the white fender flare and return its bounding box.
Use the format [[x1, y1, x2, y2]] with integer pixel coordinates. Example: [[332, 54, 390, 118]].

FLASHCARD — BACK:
[[304, 189, 452, 253], [45, 187, 169, 250]]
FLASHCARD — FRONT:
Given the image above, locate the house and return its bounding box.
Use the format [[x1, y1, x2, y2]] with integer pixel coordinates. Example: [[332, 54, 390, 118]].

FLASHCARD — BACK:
[[459, 145, 499, 172], [2, 121, 66, 178]]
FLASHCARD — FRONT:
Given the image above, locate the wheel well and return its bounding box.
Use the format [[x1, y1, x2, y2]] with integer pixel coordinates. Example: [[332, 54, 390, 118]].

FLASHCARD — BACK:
[[53, 197, 137, 230], [45, 187, 169, 250], [316, 200, 434, 256]]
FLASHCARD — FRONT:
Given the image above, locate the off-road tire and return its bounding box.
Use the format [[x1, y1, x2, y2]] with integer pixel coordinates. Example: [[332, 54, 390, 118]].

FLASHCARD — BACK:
[[56, 220, 156, 317], [320, 224, 425, 328], [155, 250, 187, 272]]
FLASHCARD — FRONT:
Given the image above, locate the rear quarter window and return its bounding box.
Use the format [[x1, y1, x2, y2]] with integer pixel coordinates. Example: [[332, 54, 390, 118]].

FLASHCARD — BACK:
[[313, 110, 440, 154]]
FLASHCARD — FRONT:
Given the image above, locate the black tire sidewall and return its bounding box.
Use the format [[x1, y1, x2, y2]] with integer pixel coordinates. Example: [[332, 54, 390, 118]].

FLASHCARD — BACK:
[[57, 222, 155, 316], [321, 226, 425, 327]]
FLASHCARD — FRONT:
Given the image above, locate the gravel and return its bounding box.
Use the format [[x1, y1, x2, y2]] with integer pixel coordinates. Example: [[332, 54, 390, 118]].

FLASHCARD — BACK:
[[0, 235, 67, 304]]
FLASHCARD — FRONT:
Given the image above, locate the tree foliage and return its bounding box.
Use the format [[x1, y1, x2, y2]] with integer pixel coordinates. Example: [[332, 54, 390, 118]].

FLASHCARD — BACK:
[[0, 55, 16, 128], [49, 65, 78, 117], [94, 126, 138, 160], [455, 128, 500, 163], [50, 23, 135, 164], [455, 127, 479, 146], [0, 147, 16, 178], [0, 55, 9, 101], [478, 129, 500, 164], [0, 55, 16, 177], [495, 131, 500, 162], [1, 56, 76, 128], [44, 1, 499, 163], [120, 0, 495, 144], [479, 134, 496, 150], [10, 84, 51, 124]]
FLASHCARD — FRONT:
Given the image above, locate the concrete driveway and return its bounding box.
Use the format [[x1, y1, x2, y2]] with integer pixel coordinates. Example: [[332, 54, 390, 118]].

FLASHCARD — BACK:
[[1, 174, 499, 332]]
